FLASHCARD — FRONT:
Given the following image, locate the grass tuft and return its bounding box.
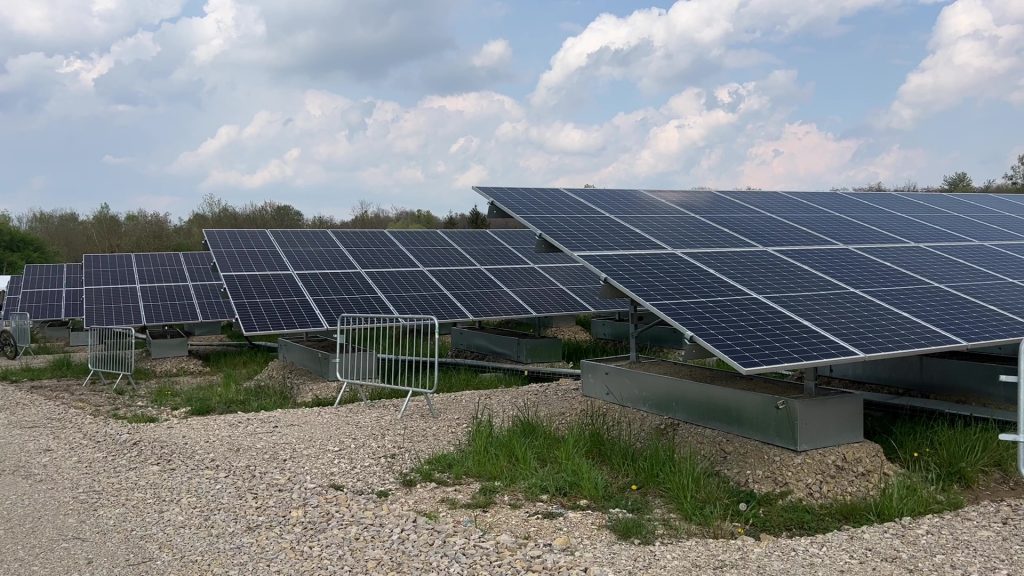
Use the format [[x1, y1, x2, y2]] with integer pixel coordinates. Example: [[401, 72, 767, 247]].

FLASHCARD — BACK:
[[110, 411, 160, 424], [0, 355, 91, 382]]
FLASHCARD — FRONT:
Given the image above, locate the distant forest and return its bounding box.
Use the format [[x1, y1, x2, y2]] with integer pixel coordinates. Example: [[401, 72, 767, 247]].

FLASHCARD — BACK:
[[2, 153, 1023, 275]]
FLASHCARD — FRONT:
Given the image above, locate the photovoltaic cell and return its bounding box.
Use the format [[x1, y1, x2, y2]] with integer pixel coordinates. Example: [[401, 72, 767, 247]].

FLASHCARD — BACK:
[[526, 215, 666, 252], [222, 273, 324, 333], [314, 295, 395, 321], [427, 268, 504, 292], [647, 190, 759, 215], [270, 229, 343, 249], [331, 230, 402, 249], [440, 230, 506, 248], [477, 186, 603, 216], [22, 264, 65, 290], [865, 285, 1024, 343], [992, 243, 1024, 258], [449, 290, 532, 318], [906, 214, 1024, 241], [766, 291, 960, 354], [778, 215, 908, 245], [65, 263, 83, 289], [134, 252, 189, 285], [1, 296, 19, 320], [297, 271, 379, 299], [403, 246, 476, 268], [511, 247, 577, 265], [841, 214, 970, 243], [366, 270, 447, 295], [486, 266, 559, 289], [845, 192, 947, 214], [84, 254, 137, 287], [858, 246, 1004, 284], [776, 248, 927, 290], [618, 216, 755, 250], [19, 289, 64, 321], [182, 252, 220, 283], [459, 246, 530, 266], [139, 284, 201, 325], [927, 244, 1024, 281], [949, 282, 1024, 319], [899, 193, 1002, 214], [655, 297, 858, 370], [345, 248, 420, 270], [566, 188, 682, 215], [213, 249, 290, 274], [511, 287, 590, 315], [536, 265, 602, 288], [84, 286, 144, 327], [191, 283, 234, 323], [966, 215, 1024, 233], [783, 192, 890, 214], [684, 250, 845, 296], [388, 230, 454, 248], [953, 194, 1024, 214], [581, 253, 748, 302], [64, 288, 83, 319], [205, 229, 278, 250], [386, 292, 468, 319], [717, 191, 831, 215], [699, 215, 837, 247]]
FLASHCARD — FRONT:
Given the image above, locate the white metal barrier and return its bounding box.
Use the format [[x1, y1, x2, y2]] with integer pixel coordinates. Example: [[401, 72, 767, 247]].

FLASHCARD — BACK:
[[83, 326, 137, 390], [11, 312, 33, 358], [998, 339, 1024, 478], [335, 314, 439, 417]]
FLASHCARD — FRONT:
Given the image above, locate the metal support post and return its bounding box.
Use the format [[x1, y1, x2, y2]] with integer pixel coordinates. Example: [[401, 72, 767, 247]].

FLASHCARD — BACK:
[[997, 340, 1024, 477], [628, 300, 638, 363], [803, 367, 817, 396]]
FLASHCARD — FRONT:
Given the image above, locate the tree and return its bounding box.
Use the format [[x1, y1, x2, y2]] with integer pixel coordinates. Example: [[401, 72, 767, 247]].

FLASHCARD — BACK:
[[1004, 154, 1024, 191], [466, 205, 489, 229], [0, 218, 56, 274], [940, 171, 974, 193]]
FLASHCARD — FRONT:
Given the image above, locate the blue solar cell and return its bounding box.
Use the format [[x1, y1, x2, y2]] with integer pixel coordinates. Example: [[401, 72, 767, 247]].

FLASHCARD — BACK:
[[331, 230, 402, 249], [182, 252, 220, 283], [777, 214, 908, 245], [366, 270, 445, 295], [297, 271, 378, 299], [865, 285, 1024, 343], [699, 215, 838, 247], [222, 273, 324, 333], [841, 214, 970, 243], [84, 286, 144, 327], [270, 229, 344, 250], [927, 245, 1024, 281], [191, 283, 234, 322], [951, 194, 1024, 214], [385, 292, 468, 319], [404, 246, 476, 268], [566, 188, 682, 215], [428, 268, 504, 292], [537, 265, 601, 288], [899, 193, 1002, 214], [477, 187, 603, 216], [685, 250, 845, 296], [280, 249, 356, 272], [782, 192, 890, 214], [489, 229, 538, 247], [618, 216, 756, 249], [486, 267, 559, 289], [844, 192, 947, 214], [388, 230, 454, 248], [1, 296, 19, 320], [581, 253, 748, 302], [992, 243, 1024, 258], [19, 289, 65, 320], [314, 295, 395, 322], [526, 216, 665, 252], [511, 287, 591, 315], [6, 275, 22, 297], [511, 247, 577, 265], [140, 284, 201, 325], [449, 290, 532, 318], [84, 254, 137, 287], [459, 246, 531, 266], [343, 248, 419, 270], [64, 263, 83, 289], [949, 282, 1024, 320], [22, 264, 65, 290], [563, 286, 625, 312], [767, 291, 960, 354], [718, 191, 831, 215], [966, 214, 1024, 233], [205, 229, 278, 250], [64, 288, 83, 319], [858, 246, 1003, 284], [440, 230, 506, 248], [213, 249, 290, 274], [134, 253, 189, 285], [776, 248, 928, 290], [655, 297, 858, 371], [906, 214, 1024, 241], [646, 190, 760, 215]]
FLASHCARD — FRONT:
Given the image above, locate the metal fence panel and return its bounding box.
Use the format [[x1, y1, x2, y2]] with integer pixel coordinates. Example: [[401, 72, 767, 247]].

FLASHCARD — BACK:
[[11, 312, 32, 358], [84, 326, 136, 390], [335, 314, 439, 417]]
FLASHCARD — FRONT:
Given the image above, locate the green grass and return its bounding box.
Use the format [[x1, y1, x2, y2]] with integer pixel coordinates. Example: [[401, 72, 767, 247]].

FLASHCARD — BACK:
[[151, 348, 285, 415], [335, 367, 529, 405], [404, 408, 974, 542], [0, 355, 91, 382], [110, 411, 160, 424], [866, 413, 1016, 490], [575, 315, 593, 332], [561, 339, 669, 368], [30, 341, 67, 355]]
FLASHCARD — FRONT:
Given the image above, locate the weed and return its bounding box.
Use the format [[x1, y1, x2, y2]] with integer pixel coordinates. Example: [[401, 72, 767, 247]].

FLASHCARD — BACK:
[[151, 380, 293, 415], [375, 489, 391, 499], [329, 482, 345, 492], [0, 355, 90, 382], [421, 510, 440, 522], [110, 411, 160, 424], [607, 513, 656, 544]]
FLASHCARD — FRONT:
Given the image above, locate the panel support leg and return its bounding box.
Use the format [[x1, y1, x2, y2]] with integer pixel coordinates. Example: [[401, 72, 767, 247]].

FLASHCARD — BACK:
[[803, 367, 817, 396], [628, 300, 638, 363]]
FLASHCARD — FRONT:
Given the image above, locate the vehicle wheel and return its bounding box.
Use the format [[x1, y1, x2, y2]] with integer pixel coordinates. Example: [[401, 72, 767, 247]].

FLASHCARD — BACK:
[[0, 330, 17, 360]]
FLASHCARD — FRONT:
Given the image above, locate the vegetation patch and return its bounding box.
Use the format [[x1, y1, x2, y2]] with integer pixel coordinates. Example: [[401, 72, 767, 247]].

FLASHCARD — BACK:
[[0, 355, 93, 382], [110, 411, 161, 424], [401, 407, 1003, 542], [335, 367, 529, 406]]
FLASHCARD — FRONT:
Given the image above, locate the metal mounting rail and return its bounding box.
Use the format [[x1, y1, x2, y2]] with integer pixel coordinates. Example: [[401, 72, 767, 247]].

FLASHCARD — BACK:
[[997, 339, 1024, 477]]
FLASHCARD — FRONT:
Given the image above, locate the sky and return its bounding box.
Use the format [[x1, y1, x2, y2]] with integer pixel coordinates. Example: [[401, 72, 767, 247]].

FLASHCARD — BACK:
[[0, 0, 1021, 221]]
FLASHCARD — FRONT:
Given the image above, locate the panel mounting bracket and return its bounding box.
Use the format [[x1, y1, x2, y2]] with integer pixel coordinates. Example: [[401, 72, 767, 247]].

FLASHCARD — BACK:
[[599, 282, 628, 300], [487, 203, 512, 219], [534, 236, 562, 253]]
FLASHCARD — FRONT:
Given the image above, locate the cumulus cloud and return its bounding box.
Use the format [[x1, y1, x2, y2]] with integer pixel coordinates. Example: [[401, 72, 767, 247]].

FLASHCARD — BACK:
[[531, 0, 888, 106], [886, 0, 1024, 128]]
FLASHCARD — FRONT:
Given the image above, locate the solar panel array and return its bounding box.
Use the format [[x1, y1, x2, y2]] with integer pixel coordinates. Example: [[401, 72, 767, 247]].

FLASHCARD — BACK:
[[1, 275, 23, 320], [476, 187, 1024, 374], [15, 264, 83, 321], [82, 252, 234, 328], [204, 228, 623, 335]]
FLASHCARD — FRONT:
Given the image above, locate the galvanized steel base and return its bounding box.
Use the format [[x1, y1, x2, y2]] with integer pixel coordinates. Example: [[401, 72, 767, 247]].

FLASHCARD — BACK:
[[581, 356, 863, 452], [279, 336, 377, 381], [590, 317, 691, 350], [146, 328, 189, 359], [69, 330, 89, 347], [185, 321, 222, 337], [451, 326, 562, 364]]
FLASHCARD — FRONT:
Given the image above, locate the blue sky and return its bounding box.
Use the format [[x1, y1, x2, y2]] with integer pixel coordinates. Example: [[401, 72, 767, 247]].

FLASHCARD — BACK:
[[0, 0, 1021, 220]]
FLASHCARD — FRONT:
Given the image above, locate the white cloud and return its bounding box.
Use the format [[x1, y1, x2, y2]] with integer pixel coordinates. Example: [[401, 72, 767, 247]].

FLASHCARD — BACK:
[[885, 0, 1024, 128], [531, 0, 888, 106], [472, 39, 512, 69], [740, 123, 863, 188], [101, 154, 134, 165]]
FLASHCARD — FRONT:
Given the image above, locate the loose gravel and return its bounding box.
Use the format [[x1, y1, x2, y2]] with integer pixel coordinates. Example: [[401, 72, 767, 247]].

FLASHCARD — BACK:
[[1, 379, 1022, 575]]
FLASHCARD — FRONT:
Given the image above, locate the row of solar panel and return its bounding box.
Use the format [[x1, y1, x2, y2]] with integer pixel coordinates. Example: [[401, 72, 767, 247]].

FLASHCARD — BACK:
[[4, 264, 84, 321], [476, 187, 1024, 374], [1, 275, 23, 321], [204, 229, 622, 335], [81, 252, 234, 328], [478, 188, 1024, 251]]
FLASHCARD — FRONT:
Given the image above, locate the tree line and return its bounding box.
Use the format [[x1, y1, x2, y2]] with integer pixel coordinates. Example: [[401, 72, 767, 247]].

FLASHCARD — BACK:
[[1, 194, 490, 274]]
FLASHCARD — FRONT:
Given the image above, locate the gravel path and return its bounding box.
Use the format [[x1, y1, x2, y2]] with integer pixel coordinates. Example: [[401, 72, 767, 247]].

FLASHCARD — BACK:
[[1, 380, 1023, 575]]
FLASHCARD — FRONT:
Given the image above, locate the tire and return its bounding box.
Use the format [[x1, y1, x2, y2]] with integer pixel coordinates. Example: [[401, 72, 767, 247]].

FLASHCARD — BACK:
[[0, 330, 17, 360]]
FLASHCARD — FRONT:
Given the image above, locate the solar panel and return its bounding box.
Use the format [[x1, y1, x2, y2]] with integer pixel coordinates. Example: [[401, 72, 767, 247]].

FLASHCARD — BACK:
[[684, 251, 845, 296], [510, 287, 591, 315], [1, 296, 18, 321], [388, 230, 454, 248], [19, 289, 64, 321], [134, 253, 189, 285], [64, 288, 83, 319], [440, 230, 506, 248], [84, 286, 144, 327], [766, 291, 960, 354], [490, 229, 577, 264], [140, 284, 201, 325], [22, 264, 65, 290], [2, 276, 22, 320], [475, 187, 603, 216], [475, 186, 1024, 374], [64, 263, 83, 289], [182, 252, 220, 283], [222, 273, 324, 333], [5, 275, 22, 298], [459, 246, 531, 266], [403, 246, 476, 268], [857, 246, 1005, 285], [618, 216, 755, 249], [191, 283, 234, 323], [84, 254, 137, 287]]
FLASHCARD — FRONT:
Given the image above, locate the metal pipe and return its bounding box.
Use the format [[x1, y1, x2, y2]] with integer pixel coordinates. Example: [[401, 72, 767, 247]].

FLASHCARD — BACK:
[[628, 300, 638, 363], [803, 367, 817, 397], [997, 340, 1024, 477]]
